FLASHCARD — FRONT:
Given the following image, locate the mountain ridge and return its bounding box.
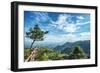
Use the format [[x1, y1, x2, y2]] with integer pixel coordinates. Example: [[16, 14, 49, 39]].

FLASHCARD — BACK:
[[54, 40, 90, 55]]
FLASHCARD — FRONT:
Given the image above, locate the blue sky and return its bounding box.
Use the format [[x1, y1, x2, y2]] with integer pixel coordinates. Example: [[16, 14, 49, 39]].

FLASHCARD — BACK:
[[24, 11, 90, 48]]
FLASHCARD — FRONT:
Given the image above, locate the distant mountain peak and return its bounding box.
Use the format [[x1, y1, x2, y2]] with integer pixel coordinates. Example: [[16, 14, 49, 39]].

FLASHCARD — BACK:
[[54, 40, 90, 54]]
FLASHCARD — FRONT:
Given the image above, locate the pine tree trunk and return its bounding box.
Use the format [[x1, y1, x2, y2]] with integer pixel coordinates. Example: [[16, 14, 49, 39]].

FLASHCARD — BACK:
[[30, 40, 35, 49]]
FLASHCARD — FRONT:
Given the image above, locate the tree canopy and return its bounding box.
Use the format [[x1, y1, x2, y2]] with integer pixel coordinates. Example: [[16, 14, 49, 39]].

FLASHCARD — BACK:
[[68, 46, 87, 59], [26, 25, 48, 49]]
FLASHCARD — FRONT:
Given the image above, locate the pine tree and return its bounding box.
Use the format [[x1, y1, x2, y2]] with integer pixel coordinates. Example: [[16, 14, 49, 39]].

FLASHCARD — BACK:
[[69, 46, 87, 59], [26, 25, 48, 49]]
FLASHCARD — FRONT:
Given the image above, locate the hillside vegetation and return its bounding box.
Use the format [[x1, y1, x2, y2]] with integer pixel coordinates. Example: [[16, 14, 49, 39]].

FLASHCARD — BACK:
[[24, 46, 88, 61]]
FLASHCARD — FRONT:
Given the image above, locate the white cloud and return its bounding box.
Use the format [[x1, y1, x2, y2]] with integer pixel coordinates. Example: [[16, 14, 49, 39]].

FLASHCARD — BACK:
[[76, 21, 90, 25], [49, 14, 90, 33], [50, 14, 80, 33], [31, 12, 90, 33], [44, 34, 73, 43], [80, 32, 90, 36], [55, 14, 70, 25], [33, 12, 49, 22], [78, 32, 90, 41], [77, 16, 85, 20], [63, 33, 90, 42], [44, 32, 90, 43], [63, 24, 80, 33]]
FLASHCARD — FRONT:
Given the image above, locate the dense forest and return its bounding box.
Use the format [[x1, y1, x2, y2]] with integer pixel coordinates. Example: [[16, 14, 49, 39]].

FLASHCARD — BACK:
[[24, 46, 89, 61]]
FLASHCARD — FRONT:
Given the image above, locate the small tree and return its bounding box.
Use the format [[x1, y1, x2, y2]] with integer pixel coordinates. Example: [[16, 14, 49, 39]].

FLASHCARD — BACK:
[[26, 25, 48, 49], [68, 46, 87, 59]]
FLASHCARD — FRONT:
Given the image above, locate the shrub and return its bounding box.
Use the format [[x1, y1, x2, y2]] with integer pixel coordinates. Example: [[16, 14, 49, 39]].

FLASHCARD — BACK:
[[68, 46, 87, 59]]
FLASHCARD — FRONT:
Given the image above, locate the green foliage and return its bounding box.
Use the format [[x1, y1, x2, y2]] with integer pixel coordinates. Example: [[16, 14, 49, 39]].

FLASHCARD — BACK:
[[36, 53, 49, 61], [68, 46, 87, 59], [61, 47, 71, 54], [26, 25, 48, 49], [26, 25, 47, 41], [34, 48, 68, 61], [35, 48, 52, 61], [24, 49, 32, 60], [24, 46, 88, 61]]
